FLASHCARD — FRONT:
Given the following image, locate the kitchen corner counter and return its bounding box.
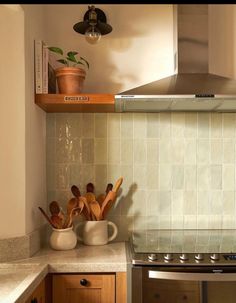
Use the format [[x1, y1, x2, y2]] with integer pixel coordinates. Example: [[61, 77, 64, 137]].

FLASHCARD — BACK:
[[0, 241, 128, 303], [18, 241, 128, 272], [0, 263, 48, 303]]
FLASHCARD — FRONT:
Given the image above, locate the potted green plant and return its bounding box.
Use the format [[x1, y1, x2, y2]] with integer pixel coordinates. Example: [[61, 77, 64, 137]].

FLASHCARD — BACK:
[[48, 46, 89, 94]]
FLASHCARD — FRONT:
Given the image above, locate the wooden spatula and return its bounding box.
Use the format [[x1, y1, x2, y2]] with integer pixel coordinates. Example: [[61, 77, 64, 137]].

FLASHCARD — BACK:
[[100, 177, 123, 220], [90, 200, 101, 221], [97, 183, 113, 206]]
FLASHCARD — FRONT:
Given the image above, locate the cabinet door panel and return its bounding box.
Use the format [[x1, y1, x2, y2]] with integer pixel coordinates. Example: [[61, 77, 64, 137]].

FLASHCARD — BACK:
[[24, 279, 45, 303], [53, 274, 115, 303], [68, 288, 101, 303]]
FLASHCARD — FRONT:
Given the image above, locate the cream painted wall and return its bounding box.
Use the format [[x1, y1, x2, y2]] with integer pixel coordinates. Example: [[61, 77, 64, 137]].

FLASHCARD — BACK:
[[0, 5, 47, 239], [0, 5, 25, 238], [44, 4, 236, 93], [23, 5, 47, 235], [43, 4, 175, 94]]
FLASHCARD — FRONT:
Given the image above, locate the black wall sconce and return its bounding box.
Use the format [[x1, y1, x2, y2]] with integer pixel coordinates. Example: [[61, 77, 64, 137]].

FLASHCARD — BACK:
[[73, 5, 112, 45]]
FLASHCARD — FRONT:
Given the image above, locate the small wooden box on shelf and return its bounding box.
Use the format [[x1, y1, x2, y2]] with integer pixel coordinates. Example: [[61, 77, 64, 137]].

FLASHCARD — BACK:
[[35, 94, 115, 113]]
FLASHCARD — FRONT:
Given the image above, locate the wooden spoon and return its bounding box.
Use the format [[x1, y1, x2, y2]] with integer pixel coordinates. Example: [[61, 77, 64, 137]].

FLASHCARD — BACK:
[[62, 197, 79, 228], [100, 177, 123, 219], [86, 182, 94, 193], [51, 214, 63, 229], [106, 183, 113, 193], [71, 185, 80, 198], [49, 201, 60, 215], [90, 200, 101, 221], [67, 197, 78, 215], [38, 207, 57, 228], [84, 182, 96, 204], [66, 206, 82, 228], [79, 196, 91, 220], [97, 183, 113, 206], [49, 201, 65, 226]]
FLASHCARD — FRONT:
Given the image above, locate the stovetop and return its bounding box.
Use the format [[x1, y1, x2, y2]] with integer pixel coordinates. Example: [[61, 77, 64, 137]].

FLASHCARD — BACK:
[[130, 229, 236, 266]]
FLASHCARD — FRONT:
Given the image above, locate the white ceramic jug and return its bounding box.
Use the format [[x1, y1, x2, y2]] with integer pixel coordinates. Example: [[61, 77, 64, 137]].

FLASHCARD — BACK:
[[77, 220, 118, 246], [50, 226, 77, 250]]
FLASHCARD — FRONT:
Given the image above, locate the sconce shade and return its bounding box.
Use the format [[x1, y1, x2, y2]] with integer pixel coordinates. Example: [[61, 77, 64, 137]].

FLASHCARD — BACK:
[[73, 7, 112, 35]]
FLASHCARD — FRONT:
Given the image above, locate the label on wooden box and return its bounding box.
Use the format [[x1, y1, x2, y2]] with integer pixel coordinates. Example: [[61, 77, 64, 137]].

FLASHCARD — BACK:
[[64, 96, 89, 102]]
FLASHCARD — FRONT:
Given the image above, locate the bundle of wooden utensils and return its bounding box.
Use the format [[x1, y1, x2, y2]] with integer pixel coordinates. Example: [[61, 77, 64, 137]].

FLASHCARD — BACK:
[[38, 177, 123, 229]]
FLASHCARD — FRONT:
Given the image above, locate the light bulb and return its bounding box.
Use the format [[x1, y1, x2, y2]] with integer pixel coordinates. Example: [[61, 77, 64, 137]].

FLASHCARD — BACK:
[[85, 26, 101, 44]]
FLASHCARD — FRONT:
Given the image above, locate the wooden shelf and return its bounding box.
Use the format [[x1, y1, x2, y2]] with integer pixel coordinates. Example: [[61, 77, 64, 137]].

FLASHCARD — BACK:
[[35, 94, 115, 113]]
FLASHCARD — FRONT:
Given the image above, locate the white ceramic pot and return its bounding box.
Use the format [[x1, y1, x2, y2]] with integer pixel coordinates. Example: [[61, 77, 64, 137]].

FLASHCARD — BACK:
[[76, 220, 118, 246], [50, 226, 77, 250]]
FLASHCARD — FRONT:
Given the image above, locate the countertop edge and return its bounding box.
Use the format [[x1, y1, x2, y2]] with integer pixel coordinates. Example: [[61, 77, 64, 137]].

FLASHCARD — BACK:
[[5, 264, 48, 303], [1, 241, 129, 303]]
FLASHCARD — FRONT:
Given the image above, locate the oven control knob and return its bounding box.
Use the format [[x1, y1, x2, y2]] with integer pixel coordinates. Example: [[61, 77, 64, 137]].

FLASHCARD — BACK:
[[210, 253, 219, 261], [148, 253, 157, 261], [164, 253, 173, 261], [179, 253, 188, 261], [195, 253, 204, 261]]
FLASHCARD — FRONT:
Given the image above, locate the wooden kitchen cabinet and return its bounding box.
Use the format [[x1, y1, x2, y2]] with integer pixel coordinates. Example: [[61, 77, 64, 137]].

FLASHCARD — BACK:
[[53, 274, 115, 303], [143, 279, 200, 303], [24, 279, 45, 303], [35, 94, 115, 113], [53, 272, 127, 303]]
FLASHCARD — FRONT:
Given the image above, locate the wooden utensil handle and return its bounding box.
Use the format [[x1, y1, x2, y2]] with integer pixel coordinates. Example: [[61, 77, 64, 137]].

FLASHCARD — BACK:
[[100, 191, 116, 220], [106, 183, 113, 194], [102, 199, 114, 219], [113, 177, 123, 193], [38, 207, 56, 228]]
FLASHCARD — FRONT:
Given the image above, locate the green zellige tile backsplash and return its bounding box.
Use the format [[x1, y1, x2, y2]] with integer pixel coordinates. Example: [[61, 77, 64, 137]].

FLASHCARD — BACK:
[[46, 112, 236, 240]]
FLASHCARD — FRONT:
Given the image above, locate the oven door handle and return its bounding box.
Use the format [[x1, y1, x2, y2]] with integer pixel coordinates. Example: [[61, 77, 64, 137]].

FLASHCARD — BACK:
[[149, 270, 236, 281]]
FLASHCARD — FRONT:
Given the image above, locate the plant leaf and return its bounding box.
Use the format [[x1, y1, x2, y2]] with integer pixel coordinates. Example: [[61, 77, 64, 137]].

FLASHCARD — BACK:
[[48, 47, 63, 55], [57, 59, 68, 65], [67, 51, 78, 57], [80, 56, 89, 69], [67, 56, 77, 63], [67, 52, 78, 63]]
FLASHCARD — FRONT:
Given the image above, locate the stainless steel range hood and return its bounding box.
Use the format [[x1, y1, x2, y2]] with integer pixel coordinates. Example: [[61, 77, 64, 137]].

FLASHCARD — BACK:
[[115, 5, 236, 112]]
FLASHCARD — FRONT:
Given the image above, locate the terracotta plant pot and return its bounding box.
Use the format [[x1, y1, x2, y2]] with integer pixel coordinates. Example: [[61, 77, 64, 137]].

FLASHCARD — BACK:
[[55, 67, 86, 94]]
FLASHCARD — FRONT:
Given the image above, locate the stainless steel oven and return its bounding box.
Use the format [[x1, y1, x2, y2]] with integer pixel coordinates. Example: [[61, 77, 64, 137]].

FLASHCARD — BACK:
[[129, 229, 236, 303]]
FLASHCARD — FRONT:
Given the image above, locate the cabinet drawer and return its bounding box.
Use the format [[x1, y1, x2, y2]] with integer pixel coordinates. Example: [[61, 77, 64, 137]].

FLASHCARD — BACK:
[[54, 274, 106, 288], [53, 274, 115, 303]]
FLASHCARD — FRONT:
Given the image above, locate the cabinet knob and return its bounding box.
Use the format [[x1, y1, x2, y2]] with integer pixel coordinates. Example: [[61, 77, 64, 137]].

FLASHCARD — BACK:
[[80, 278, 88, 286], [183, 295, 187, 300], [154, 293, 160, 299]]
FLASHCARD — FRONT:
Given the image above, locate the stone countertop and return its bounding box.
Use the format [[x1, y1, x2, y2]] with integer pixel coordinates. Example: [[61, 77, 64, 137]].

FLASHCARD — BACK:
[[0, 242, 128, 303]]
